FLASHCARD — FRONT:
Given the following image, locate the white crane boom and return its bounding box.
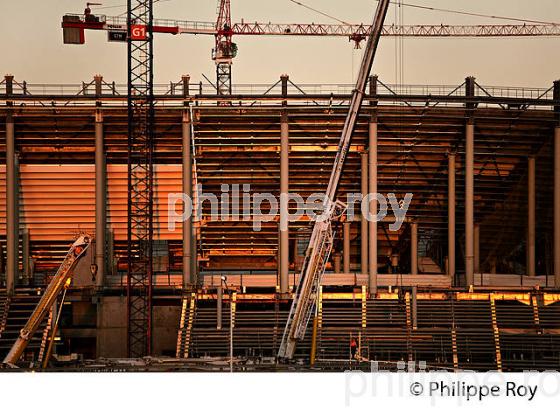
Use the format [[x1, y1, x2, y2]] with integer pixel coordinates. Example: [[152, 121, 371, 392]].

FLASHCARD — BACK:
[[277, 0, 391, 360]]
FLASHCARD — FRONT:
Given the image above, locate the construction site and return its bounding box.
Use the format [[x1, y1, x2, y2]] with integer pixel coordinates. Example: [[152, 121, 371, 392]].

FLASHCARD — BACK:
[[0, 0, 560, 372]]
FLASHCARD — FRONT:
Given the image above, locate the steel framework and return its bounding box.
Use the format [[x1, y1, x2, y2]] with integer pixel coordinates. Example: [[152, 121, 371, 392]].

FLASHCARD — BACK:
[[126, 0, 154, 358]]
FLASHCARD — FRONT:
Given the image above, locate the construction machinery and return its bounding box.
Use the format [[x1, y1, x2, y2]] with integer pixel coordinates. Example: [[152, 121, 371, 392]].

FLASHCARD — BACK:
[[2, 235, 91, 367], [61, 6, 560, 95], [277, 0, 390, 360]]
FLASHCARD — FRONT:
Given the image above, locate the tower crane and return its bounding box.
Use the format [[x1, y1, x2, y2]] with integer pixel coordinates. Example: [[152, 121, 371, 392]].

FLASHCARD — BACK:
[[62, 6, 560, 94], [63, 1, 155, 358], [277, 0, 390, 360]]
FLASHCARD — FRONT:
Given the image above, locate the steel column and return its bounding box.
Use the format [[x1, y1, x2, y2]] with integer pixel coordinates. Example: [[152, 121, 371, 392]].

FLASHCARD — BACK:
[[411, 222, 418, 275], [368, 119, 378, 293], [95, 110, 106, 287], [182, 110, 194, 287], [465, 121, 475, 286], [217, 283, 223, 330], [6, 112, 16, 294], [360, 152, 368, 278], [555, 127, 560, 287], [343, 222, 351, 273], [279, 112, 289, 293], [474, 224, 480, 274], [527, 156, 536, 276], [448, 153, 456, 279]]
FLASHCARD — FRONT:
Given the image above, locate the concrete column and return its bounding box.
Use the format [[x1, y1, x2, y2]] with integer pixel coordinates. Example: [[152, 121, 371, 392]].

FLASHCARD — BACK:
[[95, 110, 106, 287], [555, 127, 560, 287], [474, 224, 480, 274], [279, 112, 289, 293], [6, 112, 16, 293], [527, 156, 536, 276], [411, 222, 418, 275], [182, 110, 194, 287], [465, 121, 475, 286], [368, 118, 378, 293], [448, 153, 456, 278], [360, 153, 369, 278], [343, 222, 351, 274]]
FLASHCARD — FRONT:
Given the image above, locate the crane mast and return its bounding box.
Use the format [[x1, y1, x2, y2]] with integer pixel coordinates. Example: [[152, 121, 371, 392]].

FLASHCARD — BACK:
[[214, 0, 237, 95], [277, 0, 390, 360]]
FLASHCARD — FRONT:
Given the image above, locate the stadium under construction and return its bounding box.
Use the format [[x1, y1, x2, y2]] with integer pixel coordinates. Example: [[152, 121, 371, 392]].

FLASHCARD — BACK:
[[1, 1, 560, 372]]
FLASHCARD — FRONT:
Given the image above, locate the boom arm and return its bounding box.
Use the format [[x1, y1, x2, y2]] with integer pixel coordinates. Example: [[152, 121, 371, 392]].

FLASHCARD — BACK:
[[2, 235, 91, 367], [277, 0, 390, 360]]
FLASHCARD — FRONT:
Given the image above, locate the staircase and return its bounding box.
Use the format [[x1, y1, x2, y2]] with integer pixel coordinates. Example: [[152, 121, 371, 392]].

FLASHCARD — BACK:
[[0, 290, 8, 335], [0, 292, 51, 367]]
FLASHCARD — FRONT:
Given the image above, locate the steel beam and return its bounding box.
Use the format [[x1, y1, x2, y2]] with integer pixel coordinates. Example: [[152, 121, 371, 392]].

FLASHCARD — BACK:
[[368, 118, 378, 294], [95, 110, 106, 287], [527, 156, 536, 276], [411, 222, 418, 275], [343, 221, 351, 274], [448, 153, 456, 279], [182, 110, 194, 287], [360, 152, 368, 278], [465, 121, 475, 286], [279, 112, 289, 293], [6, 112, 16, 294]]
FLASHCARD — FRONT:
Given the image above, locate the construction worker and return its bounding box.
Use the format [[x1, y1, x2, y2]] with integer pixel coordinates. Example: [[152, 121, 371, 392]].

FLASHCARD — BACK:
[[350, 338, 357, 359]]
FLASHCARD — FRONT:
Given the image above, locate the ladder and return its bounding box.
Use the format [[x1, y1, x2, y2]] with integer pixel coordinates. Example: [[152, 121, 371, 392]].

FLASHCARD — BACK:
[[277, 0, 391, 360]]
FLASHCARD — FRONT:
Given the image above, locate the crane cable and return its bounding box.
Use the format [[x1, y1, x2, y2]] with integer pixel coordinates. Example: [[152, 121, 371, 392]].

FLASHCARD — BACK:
[[377, 0, 559, 26], [287, 0, 559, 26]]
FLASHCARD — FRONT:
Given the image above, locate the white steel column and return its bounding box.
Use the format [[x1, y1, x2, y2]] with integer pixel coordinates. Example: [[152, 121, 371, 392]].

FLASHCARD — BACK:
[[368, 119, 378, 293], [343, 222, 351, 273], [182, 110, 194, 287], [279, 113, 290, 293], [361, 152, 368, 278], [95, 110, 106, 287], [554, 127, 560, 287], [527, 156, 536, 276], [465, 121, 475, 286], [448, 153, 456, 279], [6, 112, 16, 293], [411, 222, 418, 275]]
